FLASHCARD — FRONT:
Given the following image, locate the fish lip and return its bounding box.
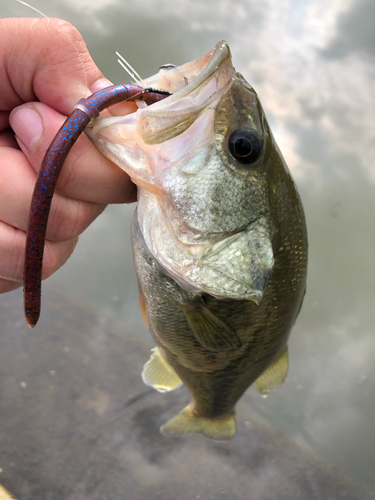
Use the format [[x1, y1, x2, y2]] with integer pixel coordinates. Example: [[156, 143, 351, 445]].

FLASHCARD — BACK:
[[145, 41, 231, 105], [170, 41, 230, 96]]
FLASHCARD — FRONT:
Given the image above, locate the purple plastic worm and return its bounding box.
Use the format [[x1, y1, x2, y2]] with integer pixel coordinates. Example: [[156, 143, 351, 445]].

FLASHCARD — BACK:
[[24, 84, 171, 327]]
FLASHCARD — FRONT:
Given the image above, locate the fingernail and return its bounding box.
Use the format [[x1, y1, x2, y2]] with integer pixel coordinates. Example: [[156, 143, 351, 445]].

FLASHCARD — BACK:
[[10, 106, 43, 151], [90, 78, 113, 94]]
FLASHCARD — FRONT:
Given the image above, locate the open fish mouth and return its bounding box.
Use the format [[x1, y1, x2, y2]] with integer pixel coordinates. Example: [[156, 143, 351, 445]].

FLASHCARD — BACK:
[[142, 40, 233, 97], [86, 41, 274, 303], [85, 41, 236, 191]]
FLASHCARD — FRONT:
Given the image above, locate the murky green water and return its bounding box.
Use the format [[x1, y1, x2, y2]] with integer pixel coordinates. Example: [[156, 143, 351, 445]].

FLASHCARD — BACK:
[[2, 0, 375, 498]]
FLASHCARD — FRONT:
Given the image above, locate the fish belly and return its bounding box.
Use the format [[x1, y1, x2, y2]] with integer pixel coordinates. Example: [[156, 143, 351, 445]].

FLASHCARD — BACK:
[[131, 210, 292, 440]]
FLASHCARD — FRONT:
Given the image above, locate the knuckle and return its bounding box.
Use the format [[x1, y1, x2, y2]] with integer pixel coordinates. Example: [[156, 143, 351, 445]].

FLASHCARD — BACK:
[[0, 279, 21, 293], [37, 18, 85, 47], [33, 18, 89, 74], [43, 237, 78, 279], [0, 223, 24, 293], [47, 197, 105, 242]]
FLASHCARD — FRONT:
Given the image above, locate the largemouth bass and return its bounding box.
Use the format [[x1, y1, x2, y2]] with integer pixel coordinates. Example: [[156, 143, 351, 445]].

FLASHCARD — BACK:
[[86, 41, 308, 440]]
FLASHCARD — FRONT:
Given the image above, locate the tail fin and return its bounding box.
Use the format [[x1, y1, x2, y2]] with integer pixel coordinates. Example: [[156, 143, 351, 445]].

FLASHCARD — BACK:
[[160, 405, 236, 441]]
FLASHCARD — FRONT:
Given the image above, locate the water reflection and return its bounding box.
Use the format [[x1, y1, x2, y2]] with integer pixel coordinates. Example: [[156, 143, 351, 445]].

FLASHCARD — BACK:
[[2, 0, 375, 495]]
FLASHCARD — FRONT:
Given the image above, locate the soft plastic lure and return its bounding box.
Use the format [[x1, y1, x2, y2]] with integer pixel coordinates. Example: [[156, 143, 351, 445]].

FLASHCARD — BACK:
[[23, 84, 170, 327]]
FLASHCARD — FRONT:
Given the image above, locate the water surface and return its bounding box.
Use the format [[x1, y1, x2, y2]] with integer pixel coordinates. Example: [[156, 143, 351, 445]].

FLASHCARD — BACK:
[[2, 0, 375, 497]]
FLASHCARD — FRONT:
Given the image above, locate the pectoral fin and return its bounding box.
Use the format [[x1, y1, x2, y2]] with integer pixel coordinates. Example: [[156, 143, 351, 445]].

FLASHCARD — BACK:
[[161, 404, 236, 441], [254, 347, 289, 396], [180, 301, 241, 352], [138, 287, 149, 330], [142, 347, 182, 393]]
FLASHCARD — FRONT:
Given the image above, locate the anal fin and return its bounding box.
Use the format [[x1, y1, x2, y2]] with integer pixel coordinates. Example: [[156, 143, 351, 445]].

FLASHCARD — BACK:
[[254, 346, 289, 396], [160, 404, 236, 441], [0, 484, 18, 499], [142, 347, 182, 393]]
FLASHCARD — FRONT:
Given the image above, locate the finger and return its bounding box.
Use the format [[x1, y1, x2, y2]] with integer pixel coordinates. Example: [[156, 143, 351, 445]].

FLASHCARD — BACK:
[[0, 18, 111, 115], [0, 111, 11, 132], [0, 221, 24, 292], [0, 278, 21, 294], [9, 102, 137, 204], [0, 221, 78, 293], [0, 128, 19, 148], [0, 146, 106, 241]]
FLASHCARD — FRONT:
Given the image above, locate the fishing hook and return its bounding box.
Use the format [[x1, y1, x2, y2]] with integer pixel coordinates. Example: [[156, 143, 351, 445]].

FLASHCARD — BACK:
[[23, 84, 171, 327]]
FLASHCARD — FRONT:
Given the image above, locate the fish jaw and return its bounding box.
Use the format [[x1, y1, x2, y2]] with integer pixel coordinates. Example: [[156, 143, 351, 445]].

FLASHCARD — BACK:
[[85, 41, 235, 191], [86, 41, 275, 302]]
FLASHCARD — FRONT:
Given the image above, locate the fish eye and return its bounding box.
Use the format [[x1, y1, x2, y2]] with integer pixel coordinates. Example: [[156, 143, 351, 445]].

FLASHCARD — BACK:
[[228, 129, 262, 165]]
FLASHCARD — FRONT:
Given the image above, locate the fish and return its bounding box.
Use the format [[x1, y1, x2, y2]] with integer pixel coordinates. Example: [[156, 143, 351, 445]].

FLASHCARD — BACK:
[[85, 41, 308, 440]]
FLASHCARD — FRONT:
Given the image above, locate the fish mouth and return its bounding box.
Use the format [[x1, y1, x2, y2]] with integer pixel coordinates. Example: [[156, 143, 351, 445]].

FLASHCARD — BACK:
[[86, 41, 236, 193], [142, 40, 232, 98]]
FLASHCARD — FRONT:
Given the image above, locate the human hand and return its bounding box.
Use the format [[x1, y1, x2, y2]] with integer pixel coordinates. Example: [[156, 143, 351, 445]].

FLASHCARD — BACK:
[[0, 17, 137, 293]]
